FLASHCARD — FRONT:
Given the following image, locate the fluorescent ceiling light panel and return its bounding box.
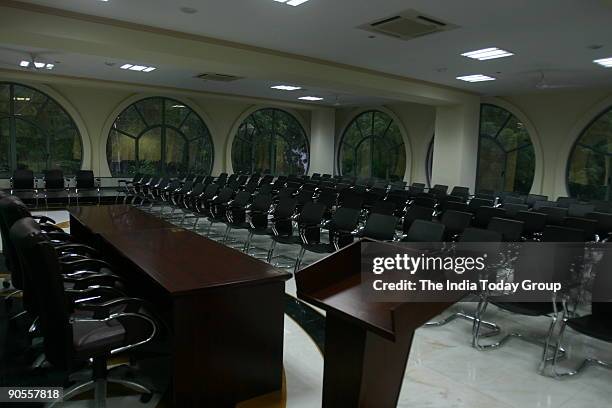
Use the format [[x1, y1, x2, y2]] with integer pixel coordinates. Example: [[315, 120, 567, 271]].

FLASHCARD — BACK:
[[142, 67, 156, 72], [120, 64, 133, 69], [171, 105, 186, 108], [456, 74, 496, 82], [19, 60, 30, 67], [593, 57, 612, 68], [45, 64, 54, 69], [129, 65, 147, 71], [461, 47, 514, 61], [33, 62, 45, 68], [299, 96, 324, 101], [273, 0, 311, 6], [271, 85, 302, 91], [120, 63, 156, 72]]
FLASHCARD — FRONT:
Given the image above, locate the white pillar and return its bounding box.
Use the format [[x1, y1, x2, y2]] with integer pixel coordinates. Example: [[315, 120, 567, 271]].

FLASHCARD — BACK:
[[432, 100, 480, 192], [309, 108, 336, 175]]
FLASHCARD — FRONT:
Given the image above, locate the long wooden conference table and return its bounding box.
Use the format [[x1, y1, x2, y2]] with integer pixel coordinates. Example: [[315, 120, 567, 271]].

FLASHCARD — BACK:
[[69, 205, 291, 407]]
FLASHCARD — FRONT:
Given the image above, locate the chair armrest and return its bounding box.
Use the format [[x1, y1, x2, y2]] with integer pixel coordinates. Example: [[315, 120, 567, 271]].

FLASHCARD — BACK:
[[76, 297, 149, 318], [44, 231, 73, 241], [33, 215, 56, 224], [55, 243, 99, 258], [64, 273, 124, 290], [40, 223, 66, 233], [60, 258, 112, 273]]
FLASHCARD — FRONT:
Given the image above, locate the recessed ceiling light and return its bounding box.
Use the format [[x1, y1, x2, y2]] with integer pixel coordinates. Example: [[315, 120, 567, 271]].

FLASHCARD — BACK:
[[13, 97, 31, 101], [45, 63, 54, 70], [456, 74, 496, 82], [271, 85, 302, 91], [19, 60, 30, 67], [33, 62, 45, 68], [274, 0, 311, 7], [171, 104, 186, 109], [461, 47, 514, 61], [593, 57, 612, 68], [119, 63, 157, 72], [299, 96, 324, 101]]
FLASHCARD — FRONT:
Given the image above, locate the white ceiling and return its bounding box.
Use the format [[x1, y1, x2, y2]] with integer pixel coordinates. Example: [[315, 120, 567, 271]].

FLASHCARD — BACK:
[[7, 0, 612, 100]]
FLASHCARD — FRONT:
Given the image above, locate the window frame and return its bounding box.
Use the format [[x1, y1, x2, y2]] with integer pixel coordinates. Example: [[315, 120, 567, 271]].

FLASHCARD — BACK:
[[106, 96, 214, 177], [565, 105, 612, 201], [0, 82, 83, 176], [475, 103, 536, 194], [230, 108, 310, 175], [337, 109, 407, 180]]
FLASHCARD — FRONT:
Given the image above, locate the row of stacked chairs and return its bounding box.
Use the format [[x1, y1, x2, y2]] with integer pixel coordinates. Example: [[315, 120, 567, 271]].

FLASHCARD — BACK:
[[0, 192, 159, 405]]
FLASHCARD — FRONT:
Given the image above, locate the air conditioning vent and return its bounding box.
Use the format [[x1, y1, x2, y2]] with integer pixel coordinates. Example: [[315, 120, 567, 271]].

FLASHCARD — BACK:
[[359, 9, 458, 40], [196, 73, 243, 82]]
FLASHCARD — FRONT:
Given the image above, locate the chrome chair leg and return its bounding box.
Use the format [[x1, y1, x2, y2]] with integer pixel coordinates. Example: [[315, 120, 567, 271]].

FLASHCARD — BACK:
[[294, 247, 306, 273], [425, 310, 501, 337], [108, 378, 152, 395], [267, 240, 277, 263], [49, 380, 95, 407]]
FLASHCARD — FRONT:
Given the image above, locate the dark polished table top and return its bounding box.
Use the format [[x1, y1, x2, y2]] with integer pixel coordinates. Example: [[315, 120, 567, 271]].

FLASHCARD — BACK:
[[69, 205, 175, 233], [69, 205, 290, 295]]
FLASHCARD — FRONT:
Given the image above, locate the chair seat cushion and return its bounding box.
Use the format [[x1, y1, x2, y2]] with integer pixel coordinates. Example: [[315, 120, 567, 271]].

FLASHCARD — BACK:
[[72, 319, 126, 358], [567, 315, 612, 343]]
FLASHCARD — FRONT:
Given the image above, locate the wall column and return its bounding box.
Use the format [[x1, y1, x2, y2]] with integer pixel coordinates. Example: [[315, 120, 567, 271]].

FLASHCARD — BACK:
[[432, 100, 480, 192], [309, 108, 336, 175]]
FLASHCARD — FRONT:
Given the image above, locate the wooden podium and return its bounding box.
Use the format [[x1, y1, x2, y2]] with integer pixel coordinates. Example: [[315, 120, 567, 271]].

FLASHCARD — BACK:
[[296, 240, 459, 408]]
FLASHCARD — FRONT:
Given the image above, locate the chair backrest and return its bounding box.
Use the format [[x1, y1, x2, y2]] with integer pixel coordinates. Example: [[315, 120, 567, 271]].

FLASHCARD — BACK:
[[0, 196, 32, 288], [532, 200, 557, 211], [201, 183, 219, 200], [474, 206, 507, 228], [526, 194, 548, 207], [411, 182, 425, 189], [330, 207, 360, 232], [587, 212, 612, 236], [214, 187, 235, 204], [431, 184, 448, 194], [44, 169, 65, 190], [296, 189, 314, 205], [414, 195, 437, 209], [338, 190, 364, 209], [75, 170, 95, 189], [555, 196, 578, 208], [541, 225, 584, 242], [567, 203, 595, 218], [277, 187, 297, 200], [274, 197, 298, 219], [251, 194, 273, 213], [231, 191, 252, 208], [299, 202, 327, 226], [12, 169, 35, 190], [403, 205, 433, 232], [468, 197, 495, 210], [564, 217, 597, 242], [459, 227, 502, 243], [539, 206, 568, 226], [503, 195, 526, 205], [362, 213, 397, 241], [516, 211, 547, 234], [450, 186, 470, 197], [405, 220, 445, 242], [487, 217, 524, 242], [10, 217, 72, 369], [441, 210, 473, 233], [503, 203, 529, 217], [317, 188, 338, 208], [445, 201, 469, 213], [371, 200, 396, 216], [258, 183, 274, 195]]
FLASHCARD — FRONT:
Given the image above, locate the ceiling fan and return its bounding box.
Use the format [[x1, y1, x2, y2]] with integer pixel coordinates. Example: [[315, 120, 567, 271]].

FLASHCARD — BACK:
[[0, 47, 57, 70], [17, 51, 55, 70], [534, 70, 574, 90]]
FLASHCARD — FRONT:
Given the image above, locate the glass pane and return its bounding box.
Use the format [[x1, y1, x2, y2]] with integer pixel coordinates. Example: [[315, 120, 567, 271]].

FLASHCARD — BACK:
[[114, 105, 146, 137], [137, 128, 162, 175], [578, 110, 612, 155], [164, 128, 187, 177], [15, 119, 47, 173], [232, 123, 254, 174], [12, 85, 48, 118], [0, 84, 10, 116], [0, 118, 10, 174], [477, 137, 506, 192], [189, 137, 213, 175], [136, 98, 162, 127], [497, 116, 531, 152], [339, 111, 406, 180], [165, 100, 190, 128], [38, 99, 74, 134], [51, 128, 81, 174], [106, 130, 136, 176], [513, 146, 535, 194], [480, 104, 510, 138], [180, 111, 209, 141]]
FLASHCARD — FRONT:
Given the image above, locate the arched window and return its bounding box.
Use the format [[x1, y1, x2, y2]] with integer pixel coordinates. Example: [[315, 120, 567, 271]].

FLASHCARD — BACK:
[[0, 82, 82, 176], [426, 137, 434, 187], [476, 104, 535, 193], [338, 110, 406, 180], [231, 108, 309, 175], [567, 107, 612, 201], [106, 97, 214, 177]]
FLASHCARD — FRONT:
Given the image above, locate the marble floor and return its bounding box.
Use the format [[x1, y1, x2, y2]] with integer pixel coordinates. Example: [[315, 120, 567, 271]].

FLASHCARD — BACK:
[[1, 206, 611, 408]]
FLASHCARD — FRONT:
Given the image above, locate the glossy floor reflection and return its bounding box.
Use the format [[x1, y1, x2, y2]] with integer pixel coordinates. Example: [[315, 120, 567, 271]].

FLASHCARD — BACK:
[[4, 207, 609, 408]]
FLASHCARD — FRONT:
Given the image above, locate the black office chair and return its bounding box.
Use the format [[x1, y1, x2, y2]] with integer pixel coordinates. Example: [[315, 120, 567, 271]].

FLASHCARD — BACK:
[[267, 201, 326, 268], [567, 203, 595, 218], [450, 186, 470, 199], [586, 212, 612, 241], [487, 217, 524, 242], [532, 200, 557, 211], [358, 213, 398, 241], [10, 169, 37, 206], [555, 197, 578, 208], [402, 205, 433, 235], [75, 170, 101, 205], [441, 210, 473, 241], [116, 173, 142, 203], [473, 206, 507, 229], [564, 217, 597, 242], [526, 194, 548, 208], [503, 195, 526, 205], [294, 207, 361, 272], [516, 211, 547, 240], [220, 190, 252, 243], [549, 246, 612, 378], [201, 187, 235, 236], [402, 220, 445, 243], [540, 206, 568, 226], [10, 217, 157, 407], [503, 203, 529, 217], [431, 184, 449, 196], [370, 200, 397, 216], [43, 169, 69, 207], [242, 194, 275, 255]]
